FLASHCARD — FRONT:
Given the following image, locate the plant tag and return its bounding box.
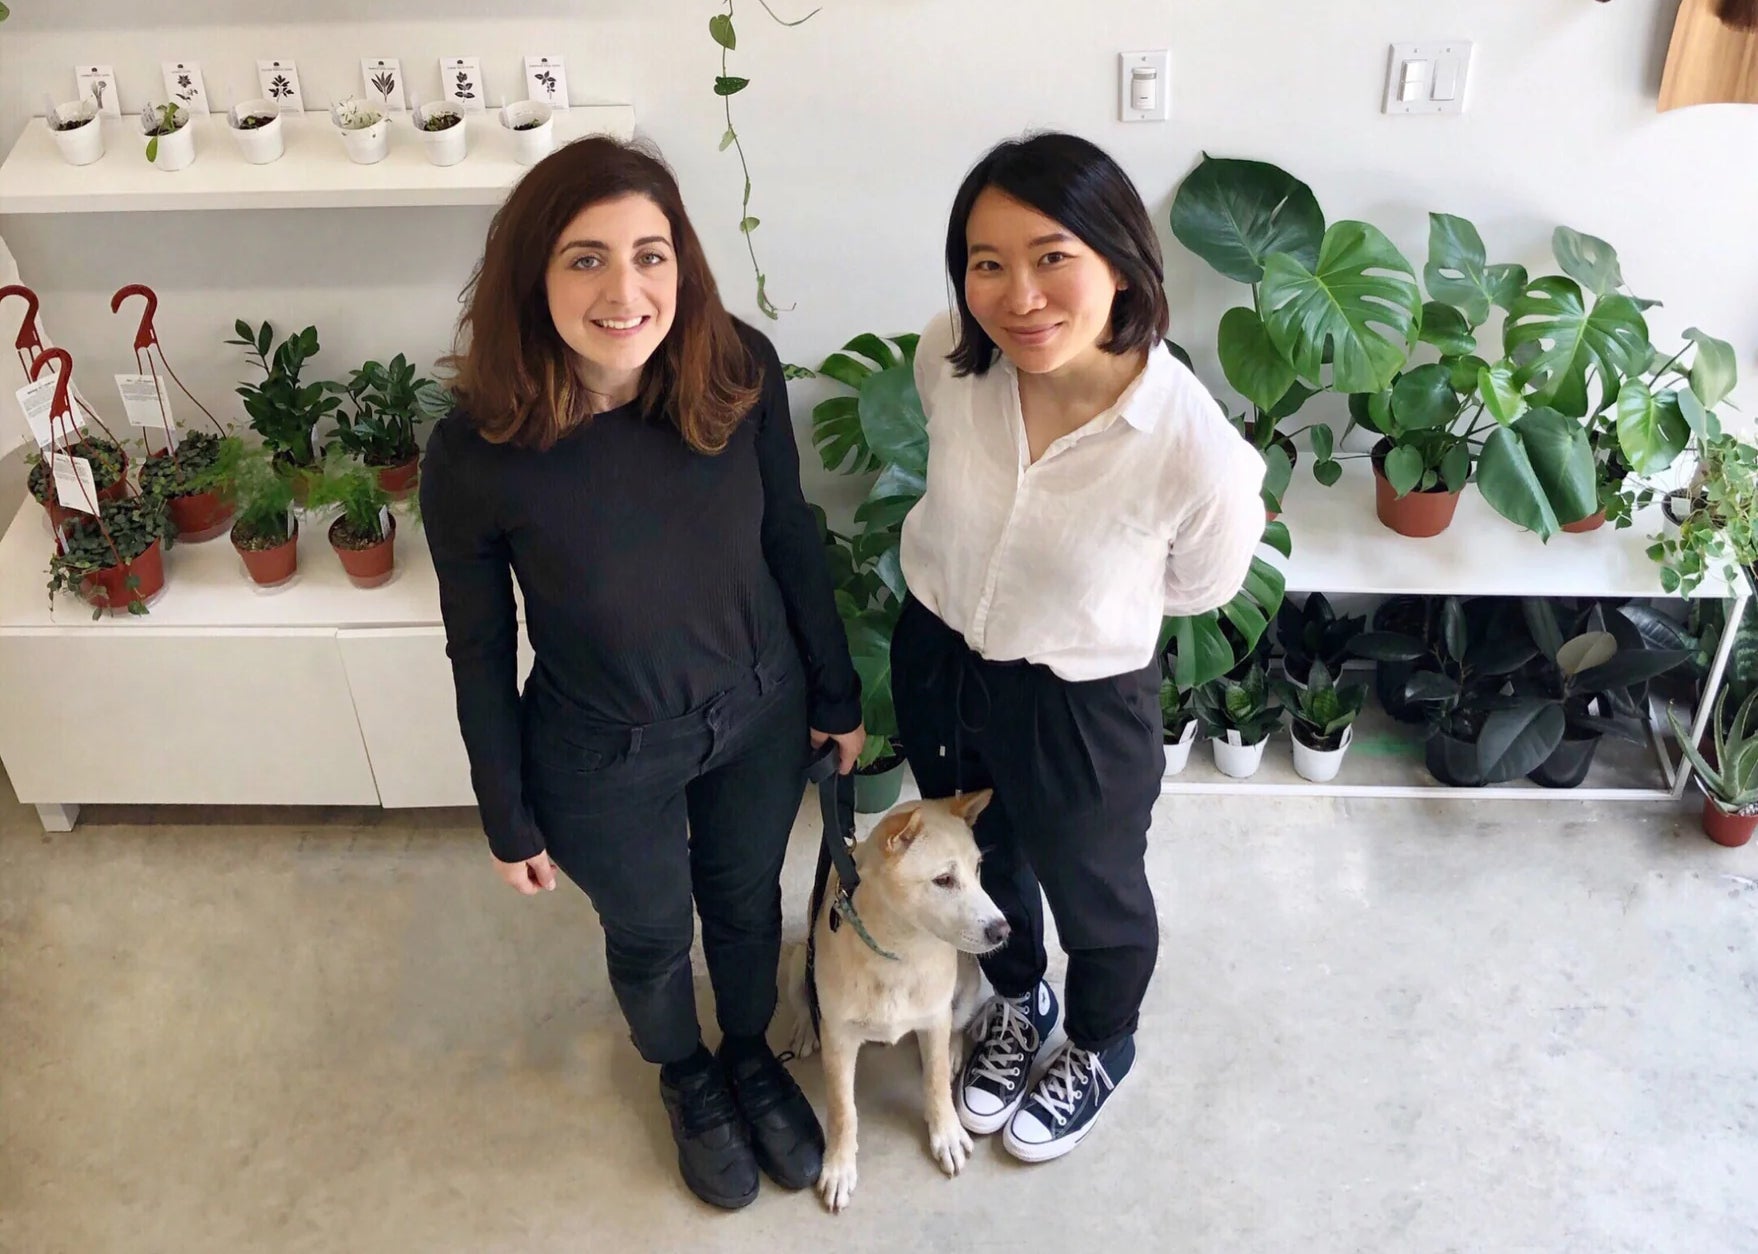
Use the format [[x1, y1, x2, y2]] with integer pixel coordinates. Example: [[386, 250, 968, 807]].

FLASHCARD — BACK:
[[378, 505, 391, 538], [524, 55, 569, 107], [257, 61, 306, 113], [76, 65, 121, 117], [442, 57, 486, 112], [16, 376, 84, 450], [362, 58, 407, 112], [1225, 729, 1243, 747], [287, 506, 298, 539], [52, 454, 100, 516], [161, 61, 210, 115], [116, 373, 174, 429]]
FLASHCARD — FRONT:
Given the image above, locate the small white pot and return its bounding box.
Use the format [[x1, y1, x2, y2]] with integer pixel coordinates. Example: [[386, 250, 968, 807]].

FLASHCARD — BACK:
[[415, 103, 467, 166], [334, 103, 390, 164], [229, 100, 285, 164], [500, 100, 554, 165], [142, 113, 195, 171], [1162, 720, 1198, 776], [49, 102, 104, 166], [1291, 725, 1353, 784], [1211, 731, 1270, 779]]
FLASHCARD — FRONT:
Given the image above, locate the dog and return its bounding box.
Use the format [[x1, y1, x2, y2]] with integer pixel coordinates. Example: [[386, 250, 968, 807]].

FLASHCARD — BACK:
[[782, 790, 1009, 1212]]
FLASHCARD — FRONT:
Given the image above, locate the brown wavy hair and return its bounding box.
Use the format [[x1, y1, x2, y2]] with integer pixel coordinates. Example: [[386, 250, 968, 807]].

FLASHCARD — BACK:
[[444, 136, 759, 453]]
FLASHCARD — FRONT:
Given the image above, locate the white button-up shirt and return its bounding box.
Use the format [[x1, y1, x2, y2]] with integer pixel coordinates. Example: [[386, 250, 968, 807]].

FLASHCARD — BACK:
[[899, 311, 1267, 682]]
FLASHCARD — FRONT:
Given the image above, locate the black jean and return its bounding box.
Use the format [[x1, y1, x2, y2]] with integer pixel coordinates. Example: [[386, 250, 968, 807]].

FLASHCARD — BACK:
[[890, 596, 1163, 1052], [521, 653, 809, 1066]]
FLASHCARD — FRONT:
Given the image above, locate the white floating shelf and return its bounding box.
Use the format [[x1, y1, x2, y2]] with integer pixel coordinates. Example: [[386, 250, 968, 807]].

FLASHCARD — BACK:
[[0, 106, 635, 214], [1276, 457, 1741, 600]]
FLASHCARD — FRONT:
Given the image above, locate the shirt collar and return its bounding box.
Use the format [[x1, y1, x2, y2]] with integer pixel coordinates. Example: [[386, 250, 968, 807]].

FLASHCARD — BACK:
[[1113, 341, 1176, 434]]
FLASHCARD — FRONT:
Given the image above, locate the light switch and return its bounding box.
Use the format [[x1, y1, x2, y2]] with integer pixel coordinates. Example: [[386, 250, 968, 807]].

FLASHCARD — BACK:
[[1384, 41, 1472, 114], [1119, 50, 1171, 122]]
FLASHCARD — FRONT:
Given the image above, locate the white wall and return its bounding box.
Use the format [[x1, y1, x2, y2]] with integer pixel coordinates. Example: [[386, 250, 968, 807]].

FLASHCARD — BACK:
[[1, 0, 1755, 518]]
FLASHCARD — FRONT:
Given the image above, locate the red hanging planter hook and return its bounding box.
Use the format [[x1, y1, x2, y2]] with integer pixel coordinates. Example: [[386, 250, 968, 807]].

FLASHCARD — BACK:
[[28, 347, 75, 424], [111, 284, 160, 353], [0, 284, 44, 355]]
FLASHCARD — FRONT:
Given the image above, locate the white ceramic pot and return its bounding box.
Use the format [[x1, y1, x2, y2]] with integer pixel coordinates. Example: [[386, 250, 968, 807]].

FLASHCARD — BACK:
[[1291, 725, 1353, 784], [1211, 732, 1270, 779], [49, 102, 104, 166], [415, 103, 467, 166], [142, 110, 195, 171], [1162, 720, 1198, 776], [501, 100, 554, 165], [229, 100, 284, 164], [334, 104, 390, 164]]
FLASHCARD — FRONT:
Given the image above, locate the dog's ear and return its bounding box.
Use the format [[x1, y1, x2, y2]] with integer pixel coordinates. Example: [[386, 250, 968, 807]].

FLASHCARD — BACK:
[[874, 804, 926, 856], [947, 789, 993, 828]]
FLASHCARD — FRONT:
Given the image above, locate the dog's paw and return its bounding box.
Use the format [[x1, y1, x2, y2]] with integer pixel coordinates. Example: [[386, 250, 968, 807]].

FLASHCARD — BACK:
[[929, 1115, 973, 1177], [817, 1153, 858, 1212], [785, 1018, 819, 1059]]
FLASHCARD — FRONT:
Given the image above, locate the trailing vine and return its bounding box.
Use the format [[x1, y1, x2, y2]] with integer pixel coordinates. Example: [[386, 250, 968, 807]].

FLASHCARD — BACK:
[[710, 0, 818, 327]]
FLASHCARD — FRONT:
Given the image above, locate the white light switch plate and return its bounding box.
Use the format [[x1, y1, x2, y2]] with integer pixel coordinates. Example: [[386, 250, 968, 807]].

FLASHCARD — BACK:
[[1384, 41, 1472, 115], [1119, 49, 1171, 122]]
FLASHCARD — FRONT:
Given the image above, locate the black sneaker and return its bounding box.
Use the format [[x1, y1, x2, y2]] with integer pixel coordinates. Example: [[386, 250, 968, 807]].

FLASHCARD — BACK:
[[1002, 1034, 1135, 1163], [659, 1061, 760, 1210], [718, 1041, 824, 1190], [955, 981, 1061, 1135]]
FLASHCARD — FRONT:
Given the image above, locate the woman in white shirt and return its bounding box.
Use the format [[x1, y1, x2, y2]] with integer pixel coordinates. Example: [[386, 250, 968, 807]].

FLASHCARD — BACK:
[[892, 132, 1265, 1164]]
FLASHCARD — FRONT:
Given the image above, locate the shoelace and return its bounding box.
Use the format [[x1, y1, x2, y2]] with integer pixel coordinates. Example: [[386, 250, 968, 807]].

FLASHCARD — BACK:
[[727, 1051, 800, 1119], [1027, 1046, 1111, 1127], [676, 1071, 743, 1137], [967, 993, 1038, 1089]]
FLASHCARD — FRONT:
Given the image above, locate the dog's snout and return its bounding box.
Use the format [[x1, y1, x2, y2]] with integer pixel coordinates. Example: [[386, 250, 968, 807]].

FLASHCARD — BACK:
[[983, 918, 1011, 947]]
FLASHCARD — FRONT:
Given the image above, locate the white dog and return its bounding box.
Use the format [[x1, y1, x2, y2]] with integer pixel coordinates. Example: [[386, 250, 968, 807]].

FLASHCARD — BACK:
[[783, 791, 1009, 1212]]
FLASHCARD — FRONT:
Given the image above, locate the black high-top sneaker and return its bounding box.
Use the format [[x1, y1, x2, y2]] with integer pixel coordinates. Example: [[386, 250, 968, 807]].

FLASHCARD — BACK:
[[955, 980, 1061, 1135], [659, 1055, 761, 1209], [1002, 1034, 1136, 1163]]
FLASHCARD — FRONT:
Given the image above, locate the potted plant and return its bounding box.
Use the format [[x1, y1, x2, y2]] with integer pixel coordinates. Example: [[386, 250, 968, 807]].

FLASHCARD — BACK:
[[500, 100, 554, 165], [1276, 591, 1366, 688], [139, 100, 193, 170], [1349, 366, 1478, 538], [46, 494, 171, 618], [325, 354, 450, 498], [1195, 661, 1284, 779], [228, 319, 341, 505], [228, 98, 284, 164], [1641, 431, 1758, 596], [27, 436, 131, 531], [48, 98, 104, 166], [1668, 689, 1758, 848], [228, 444, 300, 587], [1159, 675, 1199, 775], [332, 98, 388, 164], [1273, 660, 1366, 783], [306, 452, 397, 588], [136, 429, 243, 543], [414, 101, 466, 166]]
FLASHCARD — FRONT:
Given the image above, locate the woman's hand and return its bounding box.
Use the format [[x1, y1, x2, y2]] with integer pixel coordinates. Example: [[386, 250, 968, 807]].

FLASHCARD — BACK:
[[495, 850, 557, 895], [812, 725, 868, 775]]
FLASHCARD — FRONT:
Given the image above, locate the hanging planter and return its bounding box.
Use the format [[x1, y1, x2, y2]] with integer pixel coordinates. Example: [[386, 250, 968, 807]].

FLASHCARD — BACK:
[[47, 496, 171, 618], [500, 100, 554, 165], [415, 102, 467, 166], [140, 101, 194, 171], [139, 432, 241, 543], [48, 99, 104, 166], [228, 99, 285, 164], [29, 438, 131, 532]]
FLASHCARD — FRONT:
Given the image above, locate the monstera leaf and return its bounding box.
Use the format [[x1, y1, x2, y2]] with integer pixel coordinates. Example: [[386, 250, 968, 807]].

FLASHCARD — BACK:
[[1258, 221, 1421, 395], [1503, 278, 1650, 418], [1170, 155, 1324, 284], [1425, 213, 1527, 329]]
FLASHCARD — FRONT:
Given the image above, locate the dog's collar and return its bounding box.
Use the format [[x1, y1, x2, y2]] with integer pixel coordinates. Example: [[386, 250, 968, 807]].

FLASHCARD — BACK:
[[831, 885, 902, 962]]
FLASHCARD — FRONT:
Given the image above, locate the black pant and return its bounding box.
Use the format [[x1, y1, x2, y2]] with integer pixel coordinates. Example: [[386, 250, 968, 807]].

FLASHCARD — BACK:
[[890, 596, 1163, 1052], [521, 653, 809, 1066]]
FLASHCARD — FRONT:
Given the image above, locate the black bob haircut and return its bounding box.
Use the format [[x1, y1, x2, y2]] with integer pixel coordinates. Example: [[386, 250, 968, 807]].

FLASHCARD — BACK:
[[944, 131, 1170, 377]]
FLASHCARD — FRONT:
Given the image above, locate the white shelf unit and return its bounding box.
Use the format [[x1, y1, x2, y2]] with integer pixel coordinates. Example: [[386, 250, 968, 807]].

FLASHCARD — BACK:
[[1157, 460, 1751, 803], [0, 106, 635, 213]]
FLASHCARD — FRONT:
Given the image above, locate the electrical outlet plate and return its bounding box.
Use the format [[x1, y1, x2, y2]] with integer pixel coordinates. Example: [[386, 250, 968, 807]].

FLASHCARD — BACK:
[[1119, 49, 1171, 122], [1384, 41, 1472, 115]]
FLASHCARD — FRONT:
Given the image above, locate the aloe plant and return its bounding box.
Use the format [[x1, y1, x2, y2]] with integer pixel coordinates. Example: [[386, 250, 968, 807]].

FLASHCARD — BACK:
[[1668, 688, 1758, 815], [1194, 661, 1284, 746], [1272, 660, 1365, 752]]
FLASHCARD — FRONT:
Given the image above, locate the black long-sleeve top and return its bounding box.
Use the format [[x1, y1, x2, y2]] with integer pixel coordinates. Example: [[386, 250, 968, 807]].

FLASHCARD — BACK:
[[420, 322, 861, 863]]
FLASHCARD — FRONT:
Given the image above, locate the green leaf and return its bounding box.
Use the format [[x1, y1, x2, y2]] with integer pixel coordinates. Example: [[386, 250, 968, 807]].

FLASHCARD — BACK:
[[1168, 155, 1324, 284], [1684, 327, 1738, 409], [709, 13, 737, 49], [1616, 379, 1689, 475], [817, 351, 876, 391], [1314, 458, 1342, 487], [1391, 363, 1458, 432], [1476, 407, 1596, 539], [1557, 631, 1617, 677], [1384, 445, 1423, 496], [1260, 441, 1292, 513], [1266, 379, 1317, 422], [1259, 221, 1421, 395], [718, 127, 736, 152], [1217, 307, 1297, 413], [857, 365, 927, 477], [1310, 424, 1334, 462], [1552, 226, 1624, 297], [1478, 701, 1566, 783], [1478, 364, 1528, 426], [739, 216, 760, 233], [1260, 520, 1292, 559], [1504, 279, 1651, 417], [1171, 613, 1236, 688], [810, 395, 875, 474], [1442, 598, 1467, 664], [713, 76, 750, 96], [1419, 301, 1478, 356], [1522, 598, 1565, 661], [1423, 213, 1526, 328], [1676, 386, 1711, 440], [1441, 441, 1471, 492], [840, 333, 900, 371], [1447, 353, 1490, 395]]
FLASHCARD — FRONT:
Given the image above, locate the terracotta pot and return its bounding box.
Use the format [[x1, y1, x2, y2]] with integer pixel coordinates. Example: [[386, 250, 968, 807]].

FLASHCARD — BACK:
[[1373, 461, 1462, 538], [375, 458, 419, 499], [330, 514, 396, 588], [1700, 796, 1757, 848], [167, 490, 236, 543], [233, 520, 299, 588], [1561, 509, 1607, 534], [80, 538, 166, 614]]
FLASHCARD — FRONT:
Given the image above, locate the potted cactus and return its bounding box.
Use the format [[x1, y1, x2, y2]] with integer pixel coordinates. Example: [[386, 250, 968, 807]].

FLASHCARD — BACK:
[[1273, 660, 1366, 783], [228, 444, 300, 587], [46, 494, 171, 618], [1668, 689, 1758, 848], [1195, 661, 1284, 779], [307, 452, 397, 588]]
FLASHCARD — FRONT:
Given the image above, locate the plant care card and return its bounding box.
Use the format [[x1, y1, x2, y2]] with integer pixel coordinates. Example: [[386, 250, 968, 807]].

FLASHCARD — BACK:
[[257, 60, 306, 113], [162, 61, 210, 114], [362, 58, 407, 112], [525, 56, 569, 107], [16, 376, 84, 450], [52, 454, 100, 516], [76, 65, 120, 117], [116, 373, 176, 439], [443, 57, 486, 112]]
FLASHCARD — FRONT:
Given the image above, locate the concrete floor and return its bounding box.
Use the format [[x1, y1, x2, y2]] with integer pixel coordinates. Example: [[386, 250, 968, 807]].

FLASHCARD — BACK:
[[2, 767, 1755, 1254]]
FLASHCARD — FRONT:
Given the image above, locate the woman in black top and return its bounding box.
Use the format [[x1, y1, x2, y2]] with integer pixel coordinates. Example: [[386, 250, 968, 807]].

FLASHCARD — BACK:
[[421, 137, 864, 1211]]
